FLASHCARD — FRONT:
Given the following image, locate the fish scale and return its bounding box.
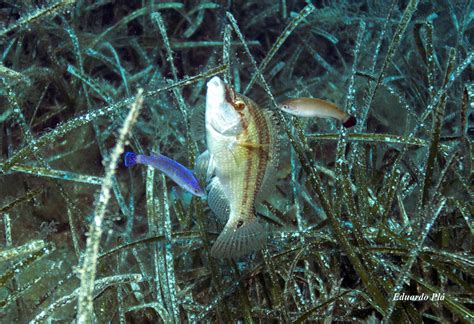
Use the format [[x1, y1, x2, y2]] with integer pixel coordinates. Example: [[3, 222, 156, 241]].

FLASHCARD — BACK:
[[235, 96, 270, 218]]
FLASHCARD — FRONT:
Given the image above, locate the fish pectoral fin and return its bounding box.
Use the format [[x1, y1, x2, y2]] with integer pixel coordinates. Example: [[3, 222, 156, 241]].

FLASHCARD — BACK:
[[237, 141, 269, 150], [207, 177, 230, 223], [195, 150, 215, 182]]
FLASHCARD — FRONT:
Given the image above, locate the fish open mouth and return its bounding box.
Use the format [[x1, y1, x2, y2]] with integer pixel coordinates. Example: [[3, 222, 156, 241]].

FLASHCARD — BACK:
[[206, 76, 226, 106], [206, 77, 243, 136], [206, 76, 238, 108]]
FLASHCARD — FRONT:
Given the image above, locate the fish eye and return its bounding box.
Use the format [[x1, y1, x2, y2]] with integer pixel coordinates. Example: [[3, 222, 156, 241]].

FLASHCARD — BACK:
[[281, 104, 290, 110], [234, 100, 245, 111]]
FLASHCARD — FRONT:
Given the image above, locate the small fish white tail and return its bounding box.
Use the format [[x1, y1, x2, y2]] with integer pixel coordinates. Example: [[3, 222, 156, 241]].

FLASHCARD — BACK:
[[210, 219, 266, 258]]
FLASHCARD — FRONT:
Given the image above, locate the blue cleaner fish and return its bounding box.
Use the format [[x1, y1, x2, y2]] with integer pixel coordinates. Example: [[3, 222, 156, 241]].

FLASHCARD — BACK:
[[199, 76, 280, 258], [124, 151, 205, 197], [278, 97, 357, 128]]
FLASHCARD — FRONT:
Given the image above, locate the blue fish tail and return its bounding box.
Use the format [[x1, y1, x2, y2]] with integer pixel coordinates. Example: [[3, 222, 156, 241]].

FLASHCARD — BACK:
[[124, 151, 137, 167]]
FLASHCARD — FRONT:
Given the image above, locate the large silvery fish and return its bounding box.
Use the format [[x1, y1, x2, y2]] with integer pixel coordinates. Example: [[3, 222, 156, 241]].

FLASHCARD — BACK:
[[202, 76, 279, 258]]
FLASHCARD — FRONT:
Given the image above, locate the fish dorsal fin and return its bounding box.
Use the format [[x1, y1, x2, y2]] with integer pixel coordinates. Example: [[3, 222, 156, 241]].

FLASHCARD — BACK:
[[190, 104, 206, 141], [207, 177, 230, 223], [256, 110, 281, 204], [194, 150, 215, 182], [211, 216, 267, 258]]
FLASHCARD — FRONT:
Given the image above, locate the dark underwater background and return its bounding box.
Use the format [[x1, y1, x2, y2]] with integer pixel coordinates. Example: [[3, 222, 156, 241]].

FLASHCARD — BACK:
[[0, 0, 472, 322]]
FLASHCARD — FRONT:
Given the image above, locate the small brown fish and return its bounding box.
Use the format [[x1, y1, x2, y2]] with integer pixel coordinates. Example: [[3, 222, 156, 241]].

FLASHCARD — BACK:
[[203, 76, 279, 258], [278, 97, 356, 128]]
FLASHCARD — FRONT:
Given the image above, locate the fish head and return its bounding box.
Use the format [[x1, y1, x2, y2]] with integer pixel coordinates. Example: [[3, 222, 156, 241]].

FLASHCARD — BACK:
[[179, 172, 206, 197], [188, 183, 206, 198], [180, 167, 206, 197], [188, 179, 206, 198], [277, 100, 297, 113], [206, 76, 245, 136]]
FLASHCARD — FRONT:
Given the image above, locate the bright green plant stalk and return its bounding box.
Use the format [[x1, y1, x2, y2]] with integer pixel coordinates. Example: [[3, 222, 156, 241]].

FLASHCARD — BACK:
[[0, 64, 30, 84], [335, 19, 365, 214], [290, 145, 317, 306], [32, 274, 144, 323], [194, 280, 240, 321], [0, 0, 76, 37], [0, 162, 103, 185], [261, 247, 288, 319], [230, 260, 254, 322], [157, 175, 180, 322], [307, 132, 451, 150], [294, 290, 352, 324], [0, 243, 55, 288], [425, 22, 437, 98], [357, 0, 419, 130], [0, 240, 47, 262], [153, 12, 197, 164], [0, 276, 42, 309], [0, 189, 41, 214], [125, 302, 171, 322], [77, 89, 144, 323], [420, 48, 456, 207], [222, 24, 233, 84], [145, 161, 164, 304], [2, 214, 12, 246]]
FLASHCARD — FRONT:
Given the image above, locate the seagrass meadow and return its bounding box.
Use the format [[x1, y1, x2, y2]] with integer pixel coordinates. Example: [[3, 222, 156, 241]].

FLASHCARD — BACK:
[[0, 0, 472, 322]]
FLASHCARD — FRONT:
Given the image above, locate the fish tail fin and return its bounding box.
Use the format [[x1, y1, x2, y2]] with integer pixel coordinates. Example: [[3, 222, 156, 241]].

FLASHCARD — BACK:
[[343, 115, 357, 128], [124, 151, 137, 167], [211, 216, 266, 258]]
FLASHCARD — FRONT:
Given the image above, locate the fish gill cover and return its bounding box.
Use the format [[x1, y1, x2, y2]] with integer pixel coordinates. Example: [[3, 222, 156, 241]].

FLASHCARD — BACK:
[[0, 0, 472, 322]]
